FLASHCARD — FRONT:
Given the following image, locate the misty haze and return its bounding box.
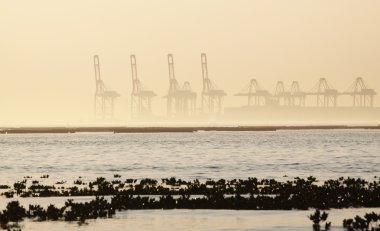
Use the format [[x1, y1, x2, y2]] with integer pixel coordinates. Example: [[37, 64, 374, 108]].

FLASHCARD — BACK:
[[1, 1, 380, 231], [1, 0, 380, 125]]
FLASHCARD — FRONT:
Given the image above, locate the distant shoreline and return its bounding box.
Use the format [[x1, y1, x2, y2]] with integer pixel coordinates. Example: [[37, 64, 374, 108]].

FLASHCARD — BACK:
[[0, 125, 379, 134]]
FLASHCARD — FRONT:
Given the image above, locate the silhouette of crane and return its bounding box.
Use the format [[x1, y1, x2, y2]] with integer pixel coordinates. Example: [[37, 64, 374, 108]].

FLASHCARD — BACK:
[[130, 55, 156, 119], [307, 78, 339, 107], [343, 77, 376, 107], [201, 53, 226, 115], [289, 81, 306, 106], [93, 55, 120, 119], [274, 81, 291, 106], [235, 79, 271, 106], [165, 54, 196, 117]]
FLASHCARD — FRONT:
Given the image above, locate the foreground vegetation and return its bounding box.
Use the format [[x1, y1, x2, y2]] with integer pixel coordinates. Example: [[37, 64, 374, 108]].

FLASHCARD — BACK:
[[2, 176, 380, 209], [308, 210, 380, 231], [0, 176, 379, 230]]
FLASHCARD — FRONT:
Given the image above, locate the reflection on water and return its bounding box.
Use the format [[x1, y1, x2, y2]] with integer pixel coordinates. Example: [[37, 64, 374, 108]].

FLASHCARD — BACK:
[[20, 208, 380, 231]]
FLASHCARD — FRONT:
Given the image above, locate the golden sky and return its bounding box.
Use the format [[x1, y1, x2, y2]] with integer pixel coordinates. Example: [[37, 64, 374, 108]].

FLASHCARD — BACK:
[[1, 0, 379, 124]]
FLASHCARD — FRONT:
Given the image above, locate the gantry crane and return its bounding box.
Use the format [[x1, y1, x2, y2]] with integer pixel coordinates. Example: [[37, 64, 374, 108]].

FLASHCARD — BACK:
[[235, 79, 271, 106], [307, 78, 339, 107], [274, 81, 291, 106], [201, 53, 226, 115], [93, 55, 120, 119], [289, 81, 306, 106], [343, 77, 376, 107], [165, 54, 196, 117], [130, 55, 156, 119]]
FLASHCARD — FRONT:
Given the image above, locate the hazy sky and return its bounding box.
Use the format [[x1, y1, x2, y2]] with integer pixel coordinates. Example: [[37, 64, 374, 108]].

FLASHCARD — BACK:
[[1, 0, 380, 124]]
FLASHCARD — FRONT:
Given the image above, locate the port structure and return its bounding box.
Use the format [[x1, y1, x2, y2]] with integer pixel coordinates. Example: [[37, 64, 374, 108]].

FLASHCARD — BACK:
[[343, 77, 376, 107], [274, 81, 291, 106], [235, 79, 271, 106], [289, 81, 306, 106], [307, 78, 339, 107], [165, 54, 196, 117], [236, 77, 376, 108], [130, 55, 156, 119], [201, 53, 226, 115], [93, 55, 120, 119]]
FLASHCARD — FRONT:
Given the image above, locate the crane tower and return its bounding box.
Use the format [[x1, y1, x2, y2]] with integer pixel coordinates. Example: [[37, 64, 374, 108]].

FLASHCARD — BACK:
[[93, 55, 120, 119], [274, 81, 291, 106], [166, 54, 196, 118], [289, 81, 306, 106], [308, 78, 339, 107], [235, 79, 271, 106], [130, 55, 156, 119], [343, 77, 376, 107], [201, 53, 226, 115]]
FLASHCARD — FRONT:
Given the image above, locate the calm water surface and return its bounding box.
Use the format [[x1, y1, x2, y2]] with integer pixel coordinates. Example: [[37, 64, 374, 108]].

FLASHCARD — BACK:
[[0, 129, 379, 183], [21, 208, 380, 231]]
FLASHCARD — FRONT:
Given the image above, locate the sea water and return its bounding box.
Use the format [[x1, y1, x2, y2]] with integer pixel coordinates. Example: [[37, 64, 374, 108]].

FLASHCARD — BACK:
[[0, 129, 379, 230]]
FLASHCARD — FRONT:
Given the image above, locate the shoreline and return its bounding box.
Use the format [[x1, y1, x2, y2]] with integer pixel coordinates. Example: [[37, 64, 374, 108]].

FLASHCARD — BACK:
[[0, 125, 380, 134]]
